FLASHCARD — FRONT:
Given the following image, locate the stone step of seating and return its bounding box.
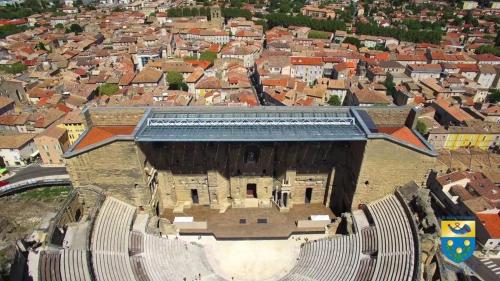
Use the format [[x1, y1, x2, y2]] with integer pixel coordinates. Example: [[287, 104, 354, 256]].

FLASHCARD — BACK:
[[129, 231, 144, 255], [60, 249, 92, 281], [366, 195, 415, 281], [142, 234, 225, 281], [280, 234, 361, 281], [40, 251, 62, 281], [91, 197, 137, 281], [354, 257, 376, 281], [130, 256, 152, 281], [282, 194, 417, 281], [361, 226, 378, 254]]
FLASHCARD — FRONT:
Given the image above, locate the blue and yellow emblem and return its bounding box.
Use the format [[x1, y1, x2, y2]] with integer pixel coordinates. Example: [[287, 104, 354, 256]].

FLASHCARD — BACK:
[[441, 220, 475, 263]]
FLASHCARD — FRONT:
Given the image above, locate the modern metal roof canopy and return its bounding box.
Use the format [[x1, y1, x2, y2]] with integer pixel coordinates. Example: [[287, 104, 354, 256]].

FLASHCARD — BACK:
[[134, 107, 367, 142]]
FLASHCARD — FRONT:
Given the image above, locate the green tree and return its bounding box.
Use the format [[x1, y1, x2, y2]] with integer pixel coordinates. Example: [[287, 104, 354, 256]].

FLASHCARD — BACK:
[[416, 120, 428, 136], [98, 83, 119, 96], [254, 19, 268, 31], [166, 71, 187, 91], [221, 7, 252, 20], [69, 23, 83, 34], [327, 95, 342, 106], [10, 62, 26, 74], [343, 37, 361, 48], [0, 24, 27, 38], [265, 13, 346, 33], [0, 62, 27, 74], [476, 45, 500, 56], [489, 89, 500, 103], [55, 23, 64, 29], [36, 42, 47, 51], [199, 51, 217, 63], [355, 22, 442, 44], [383, 75, 396, 96]]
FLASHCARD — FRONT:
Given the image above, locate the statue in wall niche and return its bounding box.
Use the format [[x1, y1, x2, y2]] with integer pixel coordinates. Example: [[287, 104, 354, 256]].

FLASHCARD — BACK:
[[244, 146, 259, 164], [247, 151, 256, 162]]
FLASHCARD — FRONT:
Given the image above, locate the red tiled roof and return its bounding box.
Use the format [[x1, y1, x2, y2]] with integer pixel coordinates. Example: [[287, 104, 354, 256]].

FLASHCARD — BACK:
[[456, 63, 479, 73], [262, 78, 288, 87], [185, 60, 212, 70], [74, 68, 87, 76], [56, 103, 72, 113], [377, 126, 426, 149], [291, 57, 323, 65], [476, 212, 500, 239], [23, 59, 37, 66], [435, 99, 474, 122], [208, 44, 221, 53], [0, 19, 27, 25], [75, 126, 135, 151]]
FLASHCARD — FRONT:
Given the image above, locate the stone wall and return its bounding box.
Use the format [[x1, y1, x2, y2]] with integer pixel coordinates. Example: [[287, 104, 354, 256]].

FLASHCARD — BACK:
[[138, 141, 364, 212], [352, 139, 436, 208], [66, 140, 149, 206], [84, 107, 146, 127], [360, 107, 416, 127]]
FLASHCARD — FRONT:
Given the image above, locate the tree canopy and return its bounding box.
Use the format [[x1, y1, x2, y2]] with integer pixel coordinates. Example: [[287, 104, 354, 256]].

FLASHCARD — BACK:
[[68, 23, 83, 34], [476, 45, 500, 56], [355, 23, 442, 44], [221, 8, 252, 20], [327, 95, 342, 106], [343, 37, 361, 48], [0, 62, 27, 74], [0, 0, 54, 19], [167, 71, 188, 91], [199, 51, 217, 63], [0, 24, 27, 38], [416, 120, 428, 136], [167, 7, 210, 17], [489, 89, 500, 103], [383, 75, 397, 97], [265, 13, 346, 33], [98, 83, 119, 96]]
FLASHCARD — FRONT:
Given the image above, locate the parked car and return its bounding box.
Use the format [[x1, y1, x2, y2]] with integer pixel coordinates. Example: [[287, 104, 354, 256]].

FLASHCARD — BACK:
[[0, 180, 9, 187]]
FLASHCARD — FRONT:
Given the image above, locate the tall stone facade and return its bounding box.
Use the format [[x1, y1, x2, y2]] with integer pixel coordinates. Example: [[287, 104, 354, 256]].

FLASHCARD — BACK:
[[352, 138, 436, 208], [65, 106, 437, 214], [65, 140, 149, 207], [138, 141, 363, 213]]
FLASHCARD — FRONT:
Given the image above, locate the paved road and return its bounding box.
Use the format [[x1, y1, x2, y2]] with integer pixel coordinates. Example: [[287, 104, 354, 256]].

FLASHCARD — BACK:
[[465, 256, 500, 281], [5, 165, 68, 183]]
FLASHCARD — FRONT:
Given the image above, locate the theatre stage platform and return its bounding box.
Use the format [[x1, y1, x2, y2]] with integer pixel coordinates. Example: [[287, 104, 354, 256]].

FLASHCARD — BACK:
[[161, 204, 335, 239]]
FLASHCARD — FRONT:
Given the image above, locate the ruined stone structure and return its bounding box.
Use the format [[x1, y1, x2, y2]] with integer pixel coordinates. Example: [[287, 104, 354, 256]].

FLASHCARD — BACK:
[[64, 106, 437, 215]]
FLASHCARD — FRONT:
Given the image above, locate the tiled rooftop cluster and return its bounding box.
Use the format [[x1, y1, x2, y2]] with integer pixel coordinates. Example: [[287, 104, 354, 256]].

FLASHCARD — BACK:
[[0, 0, 499, 167]]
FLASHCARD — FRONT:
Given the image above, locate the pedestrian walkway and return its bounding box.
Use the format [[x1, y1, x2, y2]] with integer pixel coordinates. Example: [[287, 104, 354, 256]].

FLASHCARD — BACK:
[[480, 258, 500, 276]]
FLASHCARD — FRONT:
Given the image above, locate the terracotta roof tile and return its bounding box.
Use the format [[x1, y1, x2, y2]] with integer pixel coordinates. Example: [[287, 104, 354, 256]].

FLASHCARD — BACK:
[[75, 126, 135, 151], [291, 57, 323, 66], [377, 126, 426, 149], [476, 212, 500, 239]]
